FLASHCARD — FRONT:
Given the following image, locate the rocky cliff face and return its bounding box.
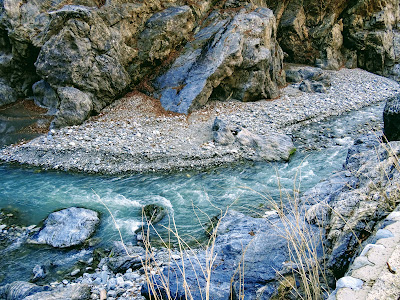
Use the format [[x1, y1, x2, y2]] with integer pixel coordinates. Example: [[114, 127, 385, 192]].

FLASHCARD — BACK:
[[0, 0, 399, 126]]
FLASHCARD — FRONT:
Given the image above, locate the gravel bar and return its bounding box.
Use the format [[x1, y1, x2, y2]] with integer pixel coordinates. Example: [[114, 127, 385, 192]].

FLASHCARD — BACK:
[[1, 68, 399, 174]]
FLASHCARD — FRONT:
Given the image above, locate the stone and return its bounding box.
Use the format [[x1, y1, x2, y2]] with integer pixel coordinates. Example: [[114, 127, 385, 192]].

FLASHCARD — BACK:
[[52, 87, 93, 128], [0, 79, 17, 106], [137, 6, 194, 64], [236, 128, 295, 161], [102, 242, 146, 273], [142, 204, 166, 224], [336, 276, 364, 290], [0, 281, 45, 300], [29, 207, 99, 248], [35, 5, 133, 115], [32, 80, 59, 115], [154, 7, 285, 113], [299, 80, 312, 93], [32, 265, 46, 281], [24, 283, 91, 300], [383, 94, 400, 141], [212, 117, 235, 146], [142, 210, 323, 299]]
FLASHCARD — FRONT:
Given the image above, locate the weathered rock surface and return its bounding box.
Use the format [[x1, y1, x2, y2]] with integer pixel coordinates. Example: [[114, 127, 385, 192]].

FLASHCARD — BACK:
[[0, 0, 399, 124], [142, 210, 323, 299], [302, 135, 400, 278], [29, 207, 99, 248], [154, 6, 285, 113], [52, 87, 93, 128], [0, 281, 90, 300], [383, 93, 400, 141]]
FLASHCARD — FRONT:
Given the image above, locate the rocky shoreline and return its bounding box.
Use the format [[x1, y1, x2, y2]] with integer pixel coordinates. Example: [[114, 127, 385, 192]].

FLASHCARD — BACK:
[[0, 67, 399, 174]]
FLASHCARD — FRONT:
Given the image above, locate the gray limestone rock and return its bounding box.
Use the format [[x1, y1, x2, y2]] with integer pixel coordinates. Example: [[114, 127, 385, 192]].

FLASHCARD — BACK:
[[138, 6, 194, 64], [52, 87, 93, 128], [29, 207, 99, 248], [142, 210, 323, 299], [154, 7, 285, 113]]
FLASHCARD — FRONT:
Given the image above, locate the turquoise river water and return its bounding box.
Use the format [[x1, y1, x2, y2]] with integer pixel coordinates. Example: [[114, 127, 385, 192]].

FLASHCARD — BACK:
[[0, 101, 383, 284]]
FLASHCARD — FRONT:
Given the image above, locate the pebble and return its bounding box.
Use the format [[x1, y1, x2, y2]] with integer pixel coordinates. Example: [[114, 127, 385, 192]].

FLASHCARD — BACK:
[[1, 69, 398, 174]]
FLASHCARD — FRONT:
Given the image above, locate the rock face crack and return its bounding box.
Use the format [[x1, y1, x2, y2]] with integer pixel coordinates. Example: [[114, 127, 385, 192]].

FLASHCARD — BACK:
[[153, 7, 285, 114]]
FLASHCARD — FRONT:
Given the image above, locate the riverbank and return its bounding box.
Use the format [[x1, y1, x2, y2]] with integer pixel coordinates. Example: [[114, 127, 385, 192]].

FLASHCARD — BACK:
[[0, 68, 399, 174]]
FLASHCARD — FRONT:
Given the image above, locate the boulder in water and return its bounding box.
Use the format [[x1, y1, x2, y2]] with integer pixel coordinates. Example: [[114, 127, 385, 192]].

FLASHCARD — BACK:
[[142, 204, 166, 224], [29, 207, 99, 248]]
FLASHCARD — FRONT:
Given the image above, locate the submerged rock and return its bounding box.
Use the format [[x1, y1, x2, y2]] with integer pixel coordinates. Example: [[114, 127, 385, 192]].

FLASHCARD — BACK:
[[154, 6, 285, 113], [29, 207, 99, 248]]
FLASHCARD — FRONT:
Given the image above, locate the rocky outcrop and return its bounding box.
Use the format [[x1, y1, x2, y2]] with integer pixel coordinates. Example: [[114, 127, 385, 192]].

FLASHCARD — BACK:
[[302, 135, 400, 278], [0, 0, 399, 126], [142, 210, 323, 299], [29, 207, 99, 248], [154, 6, 285, 113], [264, 0, 400, 73], [383, 93, 400, 141]]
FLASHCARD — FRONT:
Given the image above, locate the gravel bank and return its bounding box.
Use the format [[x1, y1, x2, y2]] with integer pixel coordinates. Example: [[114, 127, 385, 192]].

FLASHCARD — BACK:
[[0, 68, 399, 174]]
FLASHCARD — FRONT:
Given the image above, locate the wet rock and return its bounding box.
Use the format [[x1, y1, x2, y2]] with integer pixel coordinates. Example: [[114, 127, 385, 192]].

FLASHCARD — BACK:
[[383, 93, 400, 141], [154, 7, 285, 113], [31, 265, 46, 282], [142, 204, 166, 224], [142, 210, 323, 299], [0, 281, 45, 300], [51, 87, 93, 128], [32, 80, 59, 115], [212, 117, 235, 146], [29, 207, 99, 248]]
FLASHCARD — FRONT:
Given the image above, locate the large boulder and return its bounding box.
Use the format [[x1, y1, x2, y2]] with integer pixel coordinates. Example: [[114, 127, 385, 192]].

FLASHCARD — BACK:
[[51, 87, 93, 128], [35, 5, 133, 112], [383, 93, 400, 141], [142, 210, 323, 299], [29, 207, 99, 248], [154, 6, 285, 113]]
